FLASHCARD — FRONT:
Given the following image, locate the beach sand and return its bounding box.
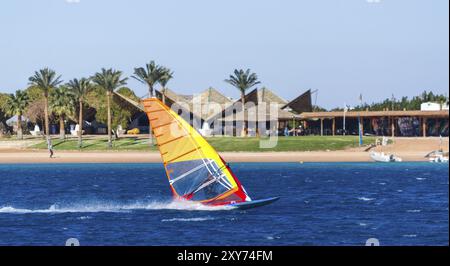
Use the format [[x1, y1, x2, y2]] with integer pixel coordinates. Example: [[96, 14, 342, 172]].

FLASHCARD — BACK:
[[0, 137, 447, 163]]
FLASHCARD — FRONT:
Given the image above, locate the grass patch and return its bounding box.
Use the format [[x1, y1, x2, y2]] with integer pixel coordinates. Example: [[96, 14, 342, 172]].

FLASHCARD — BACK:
[[207, 136, 375, 152], [29, 136, 376, 152], [30, 137, 158, 151]]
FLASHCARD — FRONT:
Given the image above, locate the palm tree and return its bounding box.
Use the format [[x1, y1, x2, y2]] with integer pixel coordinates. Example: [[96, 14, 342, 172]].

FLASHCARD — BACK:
[[92, 68, 128, 148], [50, 86, 75, 140], [132, 61, 164, 98], [224, 69, 260, 136], [132, 61, 165, 145], [6, 90, 30, 140], [67, 78, 94, 148], [159, 67, 174, 104], [28, 68, 63, 138]]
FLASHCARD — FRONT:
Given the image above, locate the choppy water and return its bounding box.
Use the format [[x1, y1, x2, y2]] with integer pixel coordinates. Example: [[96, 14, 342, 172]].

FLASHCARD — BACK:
[[0, 162, 448, 246]]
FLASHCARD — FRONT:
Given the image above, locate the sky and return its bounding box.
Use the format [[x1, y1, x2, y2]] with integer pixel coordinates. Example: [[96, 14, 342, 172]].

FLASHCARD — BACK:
[[0, 0, 448, 108]]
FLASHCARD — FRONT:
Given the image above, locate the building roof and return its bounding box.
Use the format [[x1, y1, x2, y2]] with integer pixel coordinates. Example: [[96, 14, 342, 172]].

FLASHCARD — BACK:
[[258, 87, 288, 104], [113, 91, 144, 111], [282, 89, 313, 114], [156, 88, 183, 102], [299, 110, 449, 119], [124, 87, 291, 122], [154, 87, 232, 121], [193, 87, 232, 105], [215, 88, 295, 122], [190, 88, 233, 120]]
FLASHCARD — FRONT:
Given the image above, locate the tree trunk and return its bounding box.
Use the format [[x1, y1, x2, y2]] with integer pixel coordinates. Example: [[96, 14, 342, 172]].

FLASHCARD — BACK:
[[59, 115, 65, 140], [44, 93, 50, 137], [241, 91, 246, 137], [78, 100, 83, 148], [162, 87, 166, 104], [107, 91, 112, 148], [17, 114, 23, 140]]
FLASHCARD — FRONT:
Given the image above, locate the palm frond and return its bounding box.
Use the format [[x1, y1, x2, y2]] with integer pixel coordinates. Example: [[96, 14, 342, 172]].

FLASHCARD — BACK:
[[91, 68, 128, 92], [28, 68, 63, 94], [6, 90, 30, 116], [67, 77, 94, 101], [132, 60, 168, 96], [159, 67, 174, 88], [49, 86, 76, 117], [225, 68, 260, 94]]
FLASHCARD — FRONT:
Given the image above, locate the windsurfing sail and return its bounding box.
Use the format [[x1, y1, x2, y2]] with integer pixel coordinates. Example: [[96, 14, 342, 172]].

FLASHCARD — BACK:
[[142, 97, 251, 206]]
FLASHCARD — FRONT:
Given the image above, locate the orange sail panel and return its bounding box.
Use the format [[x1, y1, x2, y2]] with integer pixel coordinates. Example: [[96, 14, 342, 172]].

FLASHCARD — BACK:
[[142, 98, 250, 205]]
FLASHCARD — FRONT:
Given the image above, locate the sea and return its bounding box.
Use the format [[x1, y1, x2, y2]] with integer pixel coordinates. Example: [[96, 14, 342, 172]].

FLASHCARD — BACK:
[[0, 162, 448, 246]]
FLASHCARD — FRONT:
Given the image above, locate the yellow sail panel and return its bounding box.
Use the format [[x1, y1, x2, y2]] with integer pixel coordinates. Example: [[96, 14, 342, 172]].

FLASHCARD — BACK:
[[142, 98, 247, 203], [143, 98, 216, 164]]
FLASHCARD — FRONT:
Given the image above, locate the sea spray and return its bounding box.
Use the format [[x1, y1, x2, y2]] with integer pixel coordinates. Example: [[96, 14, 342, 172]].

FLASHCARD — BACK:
[[0, 199, 234, 214]]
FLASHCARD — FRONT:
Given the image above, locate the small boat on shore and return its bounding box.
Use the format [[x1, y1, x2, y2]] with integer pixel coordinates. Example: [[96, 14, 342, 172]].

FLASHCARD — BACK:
[[429, 154, 449, 163], [425, 139, 448, 163], [426, 151, 449, 163], [425, 138, 449, 163], [370, 151, 402, 162]]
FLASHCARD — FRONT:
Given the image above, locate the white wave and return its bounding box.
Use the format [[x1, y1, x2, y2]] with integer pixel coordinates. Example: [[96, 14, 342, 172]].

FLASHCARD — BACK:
[[161, 217, 215, 222], [77, 216, 92, 220], [0, 200, 235, 214], [143, 200, 235, 211], [406, 209, 421, 213], [358, 223, 368, 227], [0, 204, 130, 214], [416, 178, 426, 181], [403, 234, 417, 238], [358, 197, 375, 201]]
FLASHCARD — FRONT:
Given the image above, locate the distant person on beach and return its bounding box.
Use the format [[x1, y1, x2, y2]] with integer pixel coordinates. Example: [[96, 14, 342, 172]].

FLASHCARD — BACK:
[[47, 137, 54, 158], [284, 126, 289, 136]]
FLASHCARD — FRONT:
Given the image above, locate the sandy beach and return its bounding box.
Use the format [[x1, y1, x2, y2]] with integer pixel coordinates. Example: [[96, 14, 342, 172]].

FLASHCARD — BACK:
[[0, 137, 447, 163]]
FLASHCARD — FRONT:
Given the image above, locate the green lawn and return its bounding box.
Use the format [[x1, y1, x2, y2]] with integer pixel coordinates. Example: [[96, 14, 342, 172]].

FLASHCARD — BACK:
[[207, 136, 375, 152], [30, 137, 155, 151], [29, 136, 376, 152]]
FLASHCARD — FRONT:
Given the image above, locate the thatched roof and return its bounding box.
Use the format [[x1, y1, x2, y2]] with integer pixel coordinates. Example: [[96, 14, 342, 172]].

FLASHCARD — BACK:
[[190, 88, 232, 120], [215, 87, 296, 122], [116, 87, 298, 124], [193, 87, 231, 105], [258, 87, 288, 105], [155, 88, 231, 122], [282, 89, 313, 114], [113, 91, 144, 111], [156, 88, 183, 103]]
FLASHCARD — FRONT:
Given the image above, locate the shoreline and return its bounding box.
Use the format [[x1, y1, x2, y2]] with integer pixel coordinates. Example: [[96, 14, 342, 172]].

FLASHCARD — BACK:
[[0, 137, 447, 164], [0, 150, 439, 163]]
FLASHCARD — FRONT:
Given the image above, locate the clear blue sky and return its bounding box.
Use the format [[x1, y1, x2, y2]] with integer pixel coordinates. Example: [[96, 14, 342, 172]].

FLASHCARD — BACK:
[[0, 0, 448, 108]]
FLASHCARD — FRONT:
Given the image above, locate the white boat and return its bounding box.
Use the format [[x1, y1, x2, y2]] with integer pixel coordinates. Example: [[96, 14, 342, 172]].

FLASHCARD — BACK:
[[370, 151, 402, 162], [429, 154, 449, 163], [425, 150, 449, 163]]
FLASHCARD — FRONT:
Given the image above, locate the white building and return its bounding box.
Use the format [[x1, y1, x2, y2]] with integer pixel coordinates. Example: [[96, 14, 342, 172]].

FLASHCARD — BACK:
[[421, 102, 442, 111]]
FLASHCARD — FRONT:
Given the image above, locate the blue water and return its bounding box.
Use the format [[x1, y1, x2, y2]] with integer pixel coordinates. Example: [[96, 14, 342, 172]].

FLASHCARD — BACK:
[[0, 162, 448, 246]]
